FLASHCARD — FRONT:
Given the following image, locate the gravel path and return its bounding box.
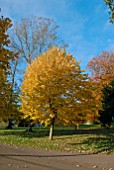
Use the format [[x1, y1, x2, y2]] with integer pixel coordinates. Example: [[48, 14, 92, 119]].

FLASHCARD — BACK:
[[0, 144, 114, 170]]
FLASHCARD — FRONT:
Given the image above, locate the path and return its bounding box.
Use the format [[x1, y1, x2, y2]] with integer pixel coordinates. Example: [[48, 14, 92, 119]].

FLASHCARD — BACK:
[[0, 144, 114, 170]]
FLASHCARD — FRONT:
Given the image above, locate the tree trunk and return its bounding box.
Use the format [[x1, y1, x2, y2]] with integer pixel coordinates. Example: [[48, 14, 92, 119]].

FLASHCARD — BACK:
[[26, 121, 33, 132], [49, 118, 55, 140], [6, 119, 13, 129], [74, 125, 79, 130], [49, 124, 54, 140]]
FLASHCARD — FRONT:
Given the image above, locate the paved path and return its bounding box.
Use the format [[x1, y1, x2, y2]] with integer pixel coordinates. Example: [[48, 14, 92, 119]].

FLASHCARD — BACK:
[[0, 144, 114, 170]]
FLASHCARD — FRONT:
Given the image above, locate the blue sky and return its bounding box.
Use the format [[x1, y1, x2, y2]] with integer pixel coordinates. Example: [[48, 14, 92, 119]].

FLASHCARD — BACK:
[[1, 0, 114, 71]]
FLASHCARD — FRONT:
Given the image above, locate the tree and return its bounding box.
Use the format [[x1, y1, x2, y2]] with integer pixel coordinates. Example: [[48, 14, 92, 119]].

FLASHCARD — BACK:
[[9, 16, 66, 131], [10, 16, 66, 65], [20, 46, 94, 140], [0, 15, 17, 124], [104, 0, 114, 23], [6, 55, 21, 129], [87, 51, 114, 122], [87, 51, 114, 87], [99, 80, 114, 128]]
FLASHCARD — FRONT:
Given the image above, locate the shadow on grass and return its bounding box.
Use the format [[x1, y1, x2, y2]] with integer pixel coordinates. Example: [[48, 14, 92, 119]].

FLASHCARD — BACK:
[[69, 135, 114, 154], [1, 127, 114, 154], [0, 127, 114, 139]]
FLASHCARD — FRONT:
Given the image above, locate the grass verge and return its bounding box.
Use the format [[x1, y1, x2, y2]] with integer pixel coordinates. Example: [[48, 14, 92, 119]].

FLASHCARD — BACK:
[[0, 126, 114, 154]]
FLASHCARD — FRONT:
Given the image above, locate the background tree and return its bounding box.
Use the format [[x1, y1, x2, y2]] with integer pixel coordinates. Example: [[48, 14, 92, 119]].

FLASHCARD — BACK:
[[0, 15, 18, 125], [20, 46, 94, 140], [99, 80, 114, 128], [104, 0, 114, 23], [87, 51, 114, 86], [9, 16, 66, 130], [87, 51, 114, 123], [6, 55, 21, 129], [10, 16, 66, 65]]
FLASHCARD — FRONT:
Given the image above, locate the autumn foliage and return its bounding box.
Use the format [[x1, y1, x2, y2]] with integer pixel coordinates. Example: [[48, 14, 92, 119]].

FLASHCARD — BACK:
[[0, 16, 14, 120], [21, 47, 93, 139], [87, 51, 114, 123], [0, 9, 114, 132], [87, 51, 114, 86]]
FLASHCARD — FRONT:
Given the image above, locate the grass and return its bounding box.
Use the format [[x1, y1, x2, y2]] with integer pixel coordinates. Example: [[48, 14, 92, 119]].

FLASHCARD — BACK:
[[0, 125, 114, 154]]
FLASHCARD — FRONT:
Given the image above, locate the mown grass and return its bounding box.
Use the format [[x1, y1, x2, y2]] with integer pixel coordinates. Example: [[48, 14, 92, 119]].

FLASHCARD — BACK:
[[0, 125, 114, 154]]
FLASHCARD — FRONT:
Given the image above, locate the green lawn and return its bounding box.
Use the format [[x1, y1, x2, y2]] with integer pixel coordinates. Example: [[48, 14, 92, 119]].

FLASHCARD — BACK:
[[0, 125, 114, 154]]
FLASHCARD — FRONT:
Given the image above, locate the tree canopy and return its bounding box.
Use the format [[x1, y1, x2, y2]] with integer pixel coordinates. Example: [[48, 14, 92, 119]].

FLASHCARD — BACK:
[[10, 16, 66, 65], [87, 51, 114, 87], [87, 51, 114, 123], [104, 0, 114, 23], [20, 46, 93, 139], [0, 15, 16, 122]]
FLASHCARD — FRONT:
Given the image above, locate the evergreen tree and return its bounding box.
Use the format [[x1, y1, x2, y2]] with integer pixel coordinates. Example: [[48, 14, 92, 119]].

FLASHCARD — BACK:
[[99, 80, 114, 128]]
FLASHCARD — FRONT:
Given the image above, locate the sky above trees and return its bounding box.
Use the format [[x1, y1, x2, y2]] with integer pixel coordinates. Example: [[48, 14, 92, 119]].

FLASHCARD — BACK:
[[1, 0, 114, 70]]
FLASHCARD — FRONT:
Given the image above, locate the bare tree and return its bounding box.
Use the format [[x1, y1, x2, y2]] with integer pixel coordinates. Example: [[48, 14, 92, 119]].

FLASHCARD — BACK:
[[10, 16, 66, 65], [10, 16, 67, 86], [9, 16, 67, 131]]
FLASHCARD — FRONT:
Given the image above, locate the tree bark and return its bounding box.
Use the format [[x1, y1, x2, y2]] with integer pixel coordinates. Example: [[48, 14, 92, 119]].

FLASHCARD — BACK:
[[49, 118, 55, 140]]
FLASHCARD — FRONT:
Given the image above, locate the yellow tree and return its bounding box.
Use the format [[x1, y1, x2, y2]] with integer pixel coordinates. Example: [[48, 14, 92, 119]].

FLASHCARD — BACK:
[[21, 47, 94, 140]]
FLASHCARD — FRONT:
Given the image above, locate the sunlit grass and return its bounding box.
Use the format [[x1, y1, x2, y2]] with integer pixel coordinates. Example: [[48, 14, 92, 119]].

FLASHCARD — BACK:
[[0, 126, 114, 154]]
